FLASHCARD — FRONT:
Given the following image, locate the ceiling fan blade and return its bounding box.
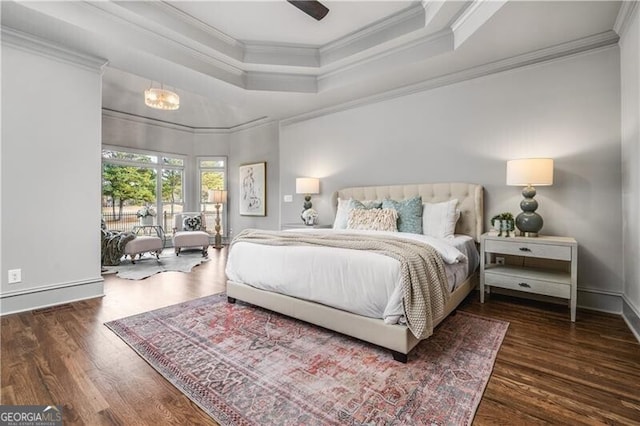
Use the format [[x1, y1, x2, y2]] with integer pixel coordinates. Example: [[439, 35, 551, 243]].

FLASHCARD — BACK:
[[287, 1, 329, 21]]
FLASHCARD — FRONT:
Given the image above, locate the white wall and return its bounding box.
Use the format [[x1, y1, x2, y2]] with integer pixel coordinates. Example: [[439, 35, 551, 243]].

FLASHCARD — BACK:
[[281, 47, 622, 311], [1, 42, 105, 313], [620, 6, 640, 337], [229, 122, 280, 237]]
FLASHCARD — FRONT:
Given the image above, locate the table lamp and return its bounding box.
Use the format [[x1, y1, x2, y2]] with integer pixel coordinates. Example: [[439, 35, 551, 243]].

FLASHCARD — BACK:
[[506, 158, 554, 237]]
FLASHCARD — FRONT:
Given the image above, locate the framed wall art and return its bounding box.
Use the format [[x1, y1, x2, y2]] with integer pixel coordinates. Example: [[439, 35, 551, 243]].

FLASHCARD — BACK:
[[239, 161, 266, 216]]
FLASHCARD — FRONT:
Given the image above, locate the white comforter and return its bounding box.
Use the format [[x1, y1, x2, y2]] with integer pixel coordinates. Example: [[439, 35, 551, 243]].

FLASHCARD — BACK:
[[225, 229, 475, 324]]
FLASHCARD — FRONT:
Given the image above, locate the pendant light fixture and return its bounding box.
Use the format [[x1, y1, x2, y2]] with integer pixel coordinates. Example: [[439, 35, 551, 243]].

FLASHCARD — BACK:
[[144, 83, 180, 111]]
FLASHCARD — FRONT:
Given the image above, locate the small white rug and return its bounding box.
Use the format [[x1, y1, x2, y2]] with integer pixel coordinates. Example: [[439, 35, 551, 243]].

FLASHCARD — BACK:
[[105, 249, 209, 280]]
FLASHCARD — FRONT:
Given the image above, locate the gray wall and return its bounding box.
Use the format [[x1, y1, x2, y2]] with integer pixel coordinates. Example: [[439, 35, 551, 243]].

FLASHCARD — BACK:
[[620, 6, 640, 336], [1, 43, 105, 313], [280, 47, 623, 311], [228, 122, 280, 237]]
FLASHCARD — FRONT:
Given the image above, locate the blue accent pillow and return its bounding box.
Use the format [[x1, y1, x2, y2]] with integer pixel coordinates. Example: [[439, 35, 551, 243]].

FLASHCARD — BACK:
[[382, 196, 423, 234], [353, 199, 382, 210]]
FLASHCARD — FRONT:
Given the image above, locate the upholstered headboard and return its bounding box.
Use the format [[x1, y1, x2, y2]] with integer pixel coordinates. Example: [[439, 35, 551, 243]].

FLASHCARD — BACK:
[[332, 182, 484, 242]]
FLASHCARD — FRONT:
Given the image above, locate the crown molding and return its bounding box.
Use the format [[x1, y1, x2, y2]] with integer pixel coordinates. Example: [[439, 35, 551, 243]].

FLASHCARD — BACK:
[[102, 108, 196, 133], [283, 31, 619, 127], [102, 108, 271, 134], [1, 27, 108, 73], [614, 0, 639, 38], [116, 0, 243, 64], [83, 1, 246, 78], [319, 3, 426, 66], [451, 0, 508, 48], [208, 116, 274, 134], [243, 42, 320, 67], [317, 28, 454, 91], [154, 1, 241, 49], [245, 71, 317, 93]]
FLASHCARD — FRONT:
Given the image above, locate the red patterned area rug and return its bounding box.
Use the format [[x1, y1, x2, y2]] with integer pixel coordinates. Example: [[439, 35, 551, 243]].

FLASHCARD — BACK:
[[105, 294, 508, 425]]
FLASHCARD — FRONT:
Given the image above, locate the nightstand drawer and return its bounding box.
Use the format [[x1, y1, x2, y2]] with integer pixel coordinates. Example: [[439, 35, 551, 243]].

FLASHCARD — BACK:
[[484, 239, 571, 261], [484, 271, 570, 299]]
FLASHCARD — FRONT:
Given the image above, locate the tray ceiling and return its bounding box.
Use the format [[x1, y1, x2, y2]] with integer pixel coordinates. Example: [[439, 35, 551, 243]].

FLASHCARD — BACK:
[[0, 1, 624, 129]]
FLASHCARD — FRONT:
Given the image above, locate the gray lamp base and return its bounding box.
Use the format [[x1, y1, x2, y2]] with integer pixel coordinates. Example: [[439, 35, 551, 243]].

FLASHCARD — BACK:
[[516, 185, 543, 237]]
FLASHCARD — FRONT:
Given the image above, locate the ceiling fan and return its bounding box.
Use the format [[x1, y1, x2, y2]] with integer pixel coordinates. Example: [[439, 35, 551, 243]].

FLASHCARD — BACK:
[[287, 0, 329, 21]]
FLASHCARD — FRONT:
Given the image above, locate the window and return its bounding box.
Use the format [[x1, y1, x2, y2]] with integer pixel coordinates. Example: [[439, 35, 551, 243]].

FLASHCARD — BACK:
[[199, 157, 227, 237], [102, 148, 185, 235]]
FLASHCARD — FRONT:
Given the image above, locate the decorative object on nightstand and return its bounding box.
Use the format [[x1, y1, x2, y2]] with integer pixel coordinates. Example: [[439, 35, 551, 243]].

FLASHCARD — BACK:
[[208, 189, 227, 249], [480, 233, 578, 321], [296, 177, 320, 225], [301, 208, 319, 225], [507, 158, 554, 237], [490, 212, 515, 237]]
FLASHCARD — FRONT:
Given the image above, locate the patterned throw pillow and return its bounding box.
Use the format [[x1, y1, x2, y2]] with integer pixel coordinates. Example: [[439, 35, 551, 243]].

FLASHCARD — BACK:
[[182, 215, 202, 231], [382, 196, 423, 234], [347, 208, 398, 232], [333, 198, 383, 229]]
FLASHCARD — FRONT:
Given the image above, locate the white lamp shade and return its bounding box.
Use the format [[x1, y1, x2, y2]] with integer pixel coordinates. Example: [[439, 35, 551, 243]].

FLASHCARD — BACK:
[[296, 177, 320, 194], [506, 158, 554, 186], [208, 189, 228, 204]]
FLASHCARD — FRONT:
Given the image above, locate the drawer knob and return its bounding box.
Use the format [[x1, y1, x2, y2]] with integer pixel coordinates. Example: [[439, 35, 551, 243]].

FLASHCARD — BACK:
[[519, 247, 532, 252], [518, 282, 531, 288]]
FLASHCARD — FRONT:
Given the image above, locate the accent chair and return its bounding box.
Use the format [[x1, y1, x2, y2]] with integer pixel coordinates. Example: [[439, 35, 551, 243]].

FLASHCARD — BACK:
[[172, 212, 209, 257]]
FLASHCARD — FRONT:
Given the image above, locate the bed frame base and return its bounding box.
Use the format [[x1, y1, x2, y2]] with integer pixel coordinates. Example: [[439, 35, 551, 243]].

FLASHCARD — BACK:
[[390, 350, 408, 363], [226, 274, 476, 362]]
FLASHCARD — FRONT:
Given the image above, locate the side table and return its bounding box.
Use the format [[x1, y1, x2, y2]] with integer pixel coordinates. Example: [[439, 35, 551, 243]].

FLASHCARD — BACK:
[[480, 233, 578, 321]]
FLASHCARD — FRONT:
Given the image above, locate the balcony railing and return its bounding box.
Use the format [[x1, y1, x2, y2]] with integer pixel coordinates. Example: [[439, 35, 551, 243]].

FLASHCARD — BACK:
[[102, 211, 176, 235]]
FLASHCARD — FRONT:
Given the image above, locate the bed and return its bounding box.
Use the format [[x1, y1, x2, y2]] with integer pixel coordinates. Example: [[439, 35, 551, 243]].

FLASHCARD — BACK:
[[226, 182, 484, 362]]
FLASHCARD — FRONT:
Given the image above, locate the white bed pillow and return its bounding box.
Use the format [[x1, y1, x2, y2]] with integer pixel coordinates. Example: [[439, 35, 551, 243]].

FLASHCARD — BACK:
[[347, 208, 398, 232], [422, 199, 459, 239], [333, 198, 353, 229]]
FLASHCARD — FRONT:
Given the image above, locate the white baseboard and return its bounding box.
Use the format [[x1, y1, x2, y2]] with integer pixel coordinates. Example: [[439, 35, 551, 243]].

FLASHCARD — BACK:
[[0, 278, 104, 316], [622, 295, 640, 344], [576, 287, 623, 314]]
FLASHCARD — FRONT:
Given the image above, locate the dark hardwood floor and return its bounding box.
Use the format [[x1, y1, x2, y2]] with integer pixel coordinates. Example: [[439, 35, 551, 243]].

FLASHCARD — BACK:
[[2, 247, 639, 425]]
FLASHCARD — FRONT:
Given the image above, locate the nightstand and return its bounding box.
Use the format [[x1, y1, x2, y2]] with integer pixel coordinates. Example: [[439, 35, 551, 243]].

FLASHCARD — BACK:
[[480, 233, 578, 321], [281, 223, 332, 230]]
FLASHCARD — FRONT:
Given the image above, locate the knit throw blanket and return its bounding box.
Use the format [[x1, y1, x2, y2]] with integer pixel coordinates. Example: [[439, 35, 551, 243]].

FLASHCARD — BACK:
[[231, 229, 451, 339]]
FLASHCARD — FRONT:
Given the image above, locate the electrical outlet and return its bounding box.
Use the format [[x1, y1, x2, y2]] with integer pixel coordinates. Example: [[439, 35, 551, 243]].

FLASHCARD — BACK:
[[8, 269, 22, 284], [496, 257, 505, 265], [284, 195, 293, 203]]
